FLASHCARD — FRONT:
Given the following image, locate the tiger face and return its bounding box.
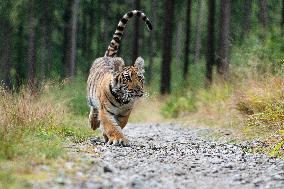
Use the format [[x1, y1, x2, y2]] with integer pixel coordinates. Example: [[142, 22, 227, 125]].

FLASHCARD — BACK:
[[111, 57, 145, 103]]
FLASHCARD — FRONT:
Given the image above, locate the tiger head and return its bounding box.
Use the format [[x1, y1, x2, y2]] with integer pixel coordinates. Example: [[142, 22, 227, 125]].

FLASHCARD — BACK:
[[110, 57, 145, 103]]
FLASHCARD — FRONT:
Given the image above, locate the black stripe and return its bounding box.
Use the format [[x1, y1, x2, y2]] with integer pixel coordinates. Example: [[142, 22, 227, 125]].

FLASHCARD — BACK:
[[109, 84, 122, 104], [89, 80, 95, 106], [136, 11, 141, 16], [127, 11, 133, 17], [113, 37, 120, 43], [117, 26, 124, 31], [146, 20, 153, 30], [104, 91, 119, 108], [117, 114, 128, 118], [105, 107, 128, 118], [106, 107, 116, 116], [120, 18, 127, 24], [114, 32, 123, 36], [88, 97, 93, 106], [142, 15, 146, 21]]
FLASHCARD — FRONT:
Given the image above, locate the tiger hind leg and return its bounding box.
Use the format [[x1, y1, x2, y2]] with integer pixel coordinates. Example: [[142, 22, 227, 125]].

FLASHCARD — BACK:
[[89, 107, 100, 130]]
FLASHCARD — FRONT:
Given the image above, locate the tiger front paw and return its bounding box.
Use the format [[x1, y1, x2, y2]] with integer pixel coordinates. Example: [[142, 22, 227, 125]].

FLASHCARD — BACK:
[[103, 132, 129, 147]]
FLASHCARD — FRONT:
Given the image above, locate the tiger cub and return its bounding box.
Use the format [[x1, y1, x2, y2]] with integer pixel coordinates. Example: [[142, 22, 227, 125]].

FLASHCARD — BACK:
[[87, 10, 152, 146]]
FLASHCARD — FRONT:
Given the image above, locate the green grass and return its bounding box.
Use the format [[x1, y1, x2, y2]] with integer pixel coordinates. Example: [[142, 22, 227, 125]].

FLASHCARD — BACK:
[[153, 31, 284, 158], [0, 80, 97, 188]]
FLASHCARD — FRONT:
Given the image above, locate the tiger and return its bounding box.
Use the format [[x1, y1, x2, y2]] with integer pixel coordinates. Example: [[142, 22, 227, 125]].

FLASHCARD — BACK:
[[87, 10, 152, 146]]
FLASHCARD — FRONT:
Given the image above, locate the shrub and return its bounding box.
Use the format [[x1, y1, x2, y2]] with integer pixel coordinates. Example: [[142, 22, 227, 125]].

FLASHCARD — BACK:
[[161, 93, 196, 118], [0, 86, 64, 160]]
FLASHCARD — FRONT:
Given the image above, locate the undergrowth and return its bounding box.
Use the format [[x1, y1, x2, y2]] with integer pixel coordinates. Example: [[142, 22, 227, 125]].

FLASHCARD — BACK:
[[0, 80, 96, 188], [159, 32, 284, 157]]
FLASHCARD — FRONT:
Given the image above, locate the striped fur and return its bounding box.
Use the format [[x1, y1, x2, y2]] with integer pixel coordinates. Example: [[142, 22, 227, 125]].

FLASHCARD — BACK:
[[87, 10, 151, 146], [87, 57, 145, 146], [105, 10, 152, 57]]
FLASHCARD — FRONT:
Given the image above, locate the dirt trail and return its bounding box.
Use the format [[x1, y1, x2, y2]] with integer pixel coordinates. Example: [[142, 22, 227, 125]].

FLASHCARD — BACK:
[[35, 124, 284, 189]]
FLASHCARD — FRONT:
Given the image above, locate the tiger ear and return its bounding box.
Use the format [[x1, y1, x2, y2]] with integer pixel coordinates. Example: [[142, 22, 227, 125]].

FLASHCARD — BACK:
[[111, 57, 124, 74], [134, 57, 144, 69]]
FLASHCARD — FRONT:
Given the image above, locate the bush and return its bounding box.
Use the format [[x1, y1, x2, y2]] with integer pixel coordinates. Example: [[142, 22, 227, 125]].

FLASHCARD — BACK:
[[236, 77, 284, 136], [161, 93, 196, 118], [0, 80, 94, 160], [0, 86, 64, 160]]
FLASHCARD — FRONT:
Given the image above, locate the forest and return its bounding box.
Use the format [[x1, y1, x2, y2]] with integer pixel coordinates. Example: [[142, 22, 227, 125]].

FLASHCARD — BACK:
[[0, 0, 284, 188], [0, 0, 282, 90]]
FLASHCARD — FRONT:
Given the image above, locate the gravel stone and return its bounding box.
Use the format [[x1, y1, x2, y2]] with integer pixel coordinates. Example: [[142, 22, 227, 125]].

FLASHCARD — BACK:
[[35, 124, 284, 189]]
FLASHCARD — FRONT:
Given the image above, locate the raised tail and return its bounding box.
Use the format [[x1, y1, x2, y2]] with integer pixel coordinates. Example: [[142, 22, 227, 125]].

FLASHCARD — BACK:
[[104, 10, 153, 57]]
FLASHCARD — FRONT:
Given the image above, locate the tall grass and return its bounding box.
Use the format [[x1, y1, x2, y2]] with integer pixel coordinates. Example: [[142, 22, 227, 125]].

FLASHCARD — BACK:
[[0, 86, 64, 160], [0, 80, 96, 188], [156, 32, 284, 157]]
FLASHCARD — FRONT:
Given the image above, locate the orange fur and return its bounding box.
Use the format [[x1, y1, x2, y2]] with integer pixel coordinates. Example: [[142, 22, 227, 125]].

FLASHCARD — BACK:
[[87, 57, 144, 146], [86, 9, 151, 146]]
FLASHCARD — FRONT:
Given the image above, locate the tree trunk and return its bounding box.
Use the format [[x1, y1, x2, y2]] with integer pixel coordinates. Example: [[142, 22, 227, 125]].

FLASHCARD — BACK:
[[193, 0, 203, 64], [175, 20, 183, 62], [40, 23, 47, 81], [96, 0, 104, 57], [161, 0, 175, 94], [28, 1, 37, 87], [16, 23, 25, 87], [243, 0, 252, 35], [81, 4, 88, 58], [259, 0, 268, 28], [217, 0, 231, 80], [183, 0, 192, 79], [63, 0, 80, 78], [205, 0, 216, 86], [147, 0, 157, 83], [102, 0, 110, 54], [40, 0, 52, 81], [132, 0, 140, 63], [87, 0, 96, 59], [0, 20, 13, 89], [281, 0, 284, 33]]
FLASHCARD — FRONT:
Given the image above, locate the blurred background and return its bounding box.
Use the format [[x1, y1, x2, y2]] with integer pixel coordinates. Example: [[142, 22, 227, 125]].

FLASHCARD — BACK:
[[0, 0, 282, 90]]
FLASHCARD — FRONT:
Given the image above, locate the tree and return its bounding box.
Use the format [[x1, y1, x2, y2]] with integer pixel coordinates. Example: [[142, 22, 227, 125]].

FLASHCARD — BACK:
[[174, 19, 183, 62], [146, 0, 158, 83], [39, 0, 53, 81], [80, 0, 96, 71], [132, 0, 140, 63], [102, 0, 110, 56], [259, 0, 268, 28], [27, 0, 36, 86], [217, 0, 231, 80], [0, 19, 13, 89], [87, 0, 96, 59], [161, 0, 175, 94], [63, 0, 80, 78], [243, 0, 252, 36], [205, 0, 216, 86], [193, 0, 203, 64], [95, 0, 105, 58], [183, 0, 192, 79], [281, 0, 284, 32], [81, 1, 88, 58], [15, 23, 25, 87]]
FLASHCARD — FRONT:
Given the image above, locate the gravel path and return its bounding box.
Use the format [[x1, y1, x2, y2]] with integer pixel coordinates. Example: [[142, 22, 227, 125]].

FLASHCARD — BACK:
[[36, 124, 284, 189]]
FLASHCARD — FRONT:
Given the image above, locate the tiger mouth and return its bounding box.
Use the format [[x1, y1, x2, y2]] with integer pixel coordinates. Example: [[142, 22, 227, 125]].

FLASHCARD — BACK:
[[136, 93, 143, 97]]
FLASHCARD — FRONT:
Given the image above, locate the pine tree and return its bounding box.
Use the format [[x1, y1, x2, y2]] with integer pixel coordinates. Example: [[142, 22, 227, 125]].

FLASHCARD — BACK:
[[205, 0, 216, 85], [217, 0, 231, 80], [161, 0, 175, 94]]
